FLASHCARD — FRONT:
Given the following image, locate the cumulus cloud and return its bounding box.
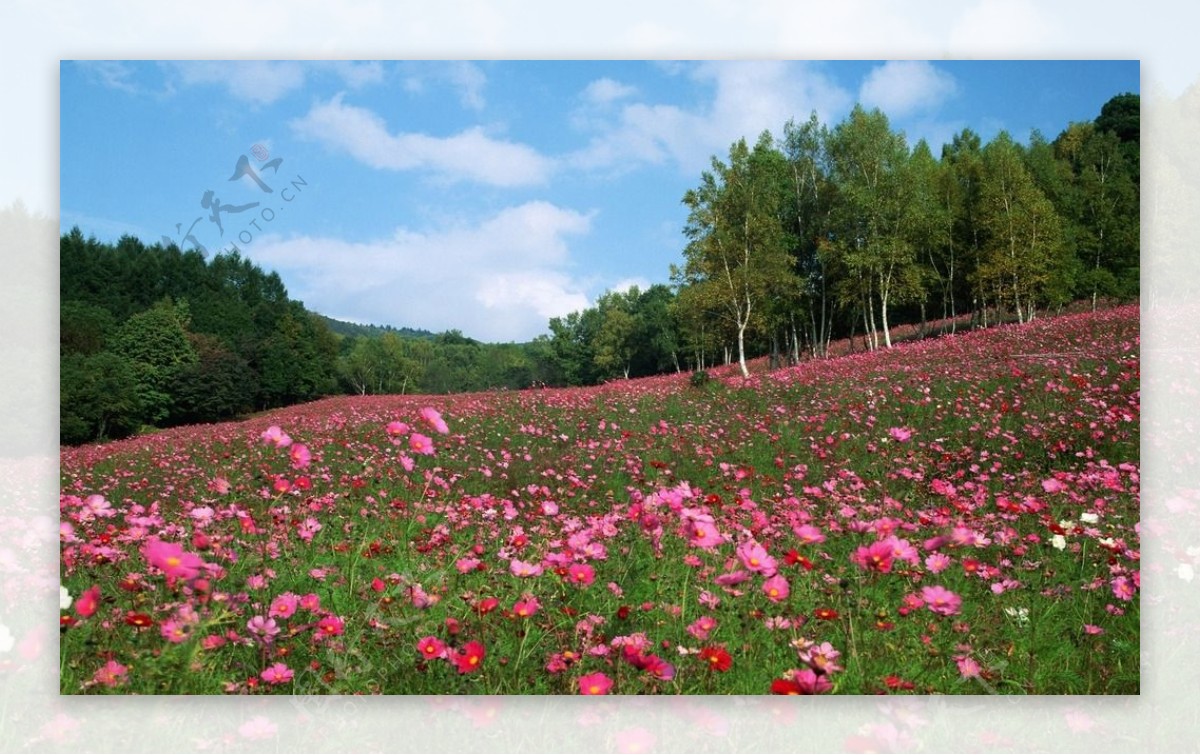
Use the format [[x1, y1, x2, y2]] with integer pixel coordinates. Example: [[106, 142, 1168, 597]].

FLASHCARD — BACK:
[[243, 201, 594, 342], [291, 94, 555, 186], [858, 61, 958, 118], [610, 276, 652, 294], [582, 78, 637, 105], [568, 61, 852, 175], [170, 61, 307, 104], [399, 61, 488, 110], [161, 61, 385, 104], [76, 61, 142, 94]]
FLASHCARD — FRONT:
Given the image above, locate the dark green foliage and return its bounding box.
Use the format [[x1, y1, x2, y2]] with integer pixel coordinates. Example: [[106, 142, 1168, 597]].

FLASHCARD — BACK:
[[59, 231, 341, 443], [60, 351, 144, 443], [689, 369, 711, 388], [172, 333, 254, 423]]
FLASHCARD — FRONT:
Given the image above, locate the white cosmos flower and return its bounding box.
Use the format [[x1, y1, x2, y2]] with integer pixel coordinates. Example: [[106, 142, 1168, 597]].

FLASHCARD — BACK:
[[0, 621, 13, 653], [1004, 607, 1030, 625], [1179, 563, 1195, 583], [1080, 512, 1099, 524], [1051, 534, 1067, 550], [60, 585, 72, 610]]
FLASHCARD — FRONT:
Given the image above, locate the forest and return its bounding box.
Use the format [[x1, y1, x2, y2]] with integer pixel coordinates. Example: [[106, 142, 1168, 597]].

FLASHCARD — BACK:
[[60, 93, 1138, 444]]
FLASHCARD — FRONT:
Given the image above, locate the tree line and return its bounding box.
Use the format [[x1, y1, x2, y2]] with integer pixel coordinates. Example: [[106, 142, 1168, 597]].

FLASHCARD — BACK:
[[667, 93, 1139, 376], [538, 93, 1137, 382], [60, 92, 1138, 442], [60, 232, 560, 444]]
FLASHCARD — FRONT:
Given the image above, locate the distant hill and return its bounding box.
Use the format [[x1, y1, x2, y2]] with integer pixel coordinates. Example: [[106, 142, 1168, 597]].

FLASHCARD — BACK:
[[317, 314, 437, 341]]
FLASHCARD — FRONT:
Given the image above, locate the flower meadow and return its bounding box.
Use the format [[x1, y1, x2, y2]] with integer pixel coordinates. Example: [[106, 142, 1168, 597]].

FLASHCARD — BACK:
[[59, 306, 1140, 695]]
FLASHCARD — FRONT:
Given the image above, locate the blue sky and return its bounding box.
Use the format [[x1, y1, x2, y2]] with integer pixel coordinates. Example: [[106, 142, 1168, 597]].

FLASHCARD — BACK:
[[61, 60, 1139, 342]]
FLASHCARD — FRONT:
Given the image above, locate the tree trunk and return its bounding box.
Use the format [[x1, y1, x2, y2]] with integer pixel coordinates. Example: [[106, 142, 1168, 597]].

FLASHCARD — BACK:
[[737, 322, 749, 378], [880, 283, 892, 349]]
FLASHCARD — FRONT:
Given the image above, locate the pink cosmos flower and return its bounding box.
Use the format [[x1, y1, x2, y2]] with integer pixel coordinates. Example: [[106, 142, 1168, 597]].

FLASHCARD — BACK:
[[93, 659, 128, 687], [578, 671, 614, 695], [297, 517, 322, 543], [541, 500, 559, 516], [624, 650, 675, 681], [888, 426, 913, 442], [885, 536, 920, 565], [921, 585, 963, 616], [268, 593, 299, 620], [762, 574, 790, 603], [714, 570, 751, 586], [386, 420, 410, 437], [410, 584, 436, 608], [289, 443, 311, 469], [142, 538, 204, 585], [260, 425, 292, 448], [160, 619, 190, 644], [566, 563, 596, 587], [75, 585, 100, 619], [452, 641, 486, 674], [409, 433, 435, 456], [201, 634, 227, 650], [680, 508, 722, 549], [247, 615, 280, 641], [687, 616, 717, 641], [924, 553, 952, 574], [417, 636, 448, 660], [315, 615, 345, 640], [799, 642, 843, 675], [300, 593, 321, 612], [513, 595, 541, 618], [791, 667, 833, 694], [955, 654, 982, 679], [852, 540, 895, 573], [793, 524, 825, 545], [260, 662, 294, 685], [1083, 624, 1105, 635], [420, 407, 450, 435], [509, 558, 544, 578], [1111, 576, 1135, 601], [736, 540, 777, 576]]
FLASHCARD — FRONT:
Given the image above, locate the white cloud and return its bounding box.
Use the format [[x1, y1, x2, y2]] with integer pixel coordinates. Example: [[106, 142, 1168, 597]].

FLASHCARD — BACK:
[[77, 61, 141, 94], [859, 61, 957, 118], [569, 61, 852, 176], [290, 94, 555, 186], [164, 61, 385, 104], [324, 61, 386, 89], [447, 62, 487, 110], [610, 276, 652, 294], [582, 77, 637, 105], [398, 61, 489, 111], [171, 61, 307, 105], [243, 201, 594, 342]]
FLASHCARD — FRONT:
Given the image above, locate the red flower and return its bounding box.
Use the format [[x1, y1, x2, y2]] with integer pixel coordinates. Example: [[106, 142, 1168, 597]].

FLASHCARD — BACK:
[[75, 585, 100, 619], [475, 597, 500, 615], [771, 678, 803, 694], [813, 607, 839, 621], [124, 612, 154, 628], [452, 641, 486, 674], [884, 675, 915, 691], [699, 646, 732, 672]]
